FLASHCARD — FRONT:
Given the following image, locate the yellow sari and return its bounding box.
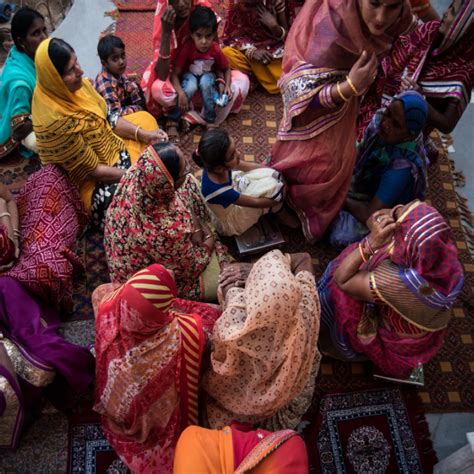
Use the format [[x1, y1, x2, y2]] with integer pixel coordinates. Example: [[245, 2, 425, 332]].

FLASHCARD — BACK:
[[32, 38, 157, 212]]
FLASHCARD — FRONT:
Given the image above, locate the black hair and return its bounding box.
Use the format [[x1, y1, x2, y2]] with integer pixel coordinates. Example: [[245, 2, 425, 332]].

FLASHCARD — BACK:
[[189, 6, 217, 33], [11, 7, 44, 51], [97, 34, 125, 62], [48, 38, 75, 76], [152, 142, 181, 181], [192, 128, 231, 172]]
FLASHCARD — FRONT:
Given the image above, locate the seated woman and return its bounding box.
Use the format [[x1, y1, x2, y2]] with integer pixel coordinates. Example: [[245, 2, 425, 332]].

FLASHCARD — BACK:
[[0, 7, 47, 159], [32, 38, 167, 226], [141, 0, 249, 139], [93, 264, 222, 473], [0, 165, 95, 450], [318, 200, 464, 379], [174, 423, 308, 473], [357, 0, 473, 154], [221, 0, 301, 94], [331, 91, 428, 246], [204, 250, 321, 431], [104, 142, 232, 301]]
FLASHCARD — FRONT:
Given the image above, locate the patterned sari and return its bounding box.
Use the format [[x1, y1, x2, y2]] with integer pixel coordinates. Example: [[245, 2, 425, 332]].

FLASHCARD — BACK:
[[0, 46, 36, 159], [269, 0, 414, 241], [141, 0, 249, 124], [0, 165, 94, 449], [6, 165, 88, 310], [94, 264, 221, 473], [104, 146, 231, 300], [204, 250, 321, 431], [318, 201, 464, 378], [357, 1, 474, 139]]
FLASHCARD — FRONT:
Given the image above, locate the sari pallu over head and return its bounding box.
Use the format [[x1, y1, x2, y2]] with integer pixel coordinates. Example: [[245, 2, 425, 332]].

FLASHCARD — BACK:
[[322, 200, 464, 378], [32, 38, 125, 188], [277, 0, 414, 141], [104, 146, 226, 299], [204, 250, 321, 431], [94, 264, 211, 473]]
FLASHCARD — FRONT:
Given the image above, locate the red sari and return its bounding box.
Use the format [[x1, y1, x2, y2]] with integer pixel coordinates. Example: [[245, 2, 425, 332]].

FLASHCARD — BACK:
[[94, 264, 221, 473], [269, 0, 414, 241]]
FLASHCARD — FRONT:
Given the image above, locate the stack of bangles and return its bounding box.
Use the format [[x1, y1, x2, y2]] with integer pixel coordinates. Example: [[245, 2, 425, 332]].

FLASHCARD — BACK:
[[245, 47, 257, 61], [358, 236, 376, 263], [335, 76, 362, 102]]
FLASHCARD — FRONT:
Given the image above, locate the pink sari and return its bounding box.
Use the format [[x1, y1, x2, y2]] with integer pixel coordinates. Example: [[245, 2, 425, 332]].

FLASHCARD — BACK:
[[318, 201, 464, 378], [140, 0, 249, 124], [269, 0, 414, 241]]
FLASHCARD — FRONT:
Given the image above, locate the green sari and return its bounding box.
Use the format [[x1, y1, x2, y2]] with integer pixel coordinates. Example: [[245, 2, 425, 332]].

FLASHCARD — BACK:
[[0, 46, 36, 158]]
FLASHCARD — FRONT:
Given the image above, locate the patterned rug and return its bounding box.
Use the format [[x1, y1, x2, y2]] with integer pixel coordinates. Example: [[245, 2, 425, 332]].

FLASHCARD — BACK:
[[304, 387, 438, 473]]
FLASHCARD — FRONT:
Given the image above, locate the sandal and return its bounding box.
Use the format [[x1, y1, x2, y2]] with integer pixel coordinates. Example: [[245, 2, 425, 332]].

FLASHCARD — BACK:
[[166, 120, 180, 144]]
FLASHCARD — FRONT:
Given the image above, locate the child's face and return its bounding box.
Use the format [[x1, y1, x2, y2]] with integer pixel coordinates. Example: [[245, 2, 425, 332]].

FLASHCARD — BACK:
[[379, 100, 412, 145], [190, 27, 215, 53], [104, 47, 127, 77], [224, 138, 240, 169]]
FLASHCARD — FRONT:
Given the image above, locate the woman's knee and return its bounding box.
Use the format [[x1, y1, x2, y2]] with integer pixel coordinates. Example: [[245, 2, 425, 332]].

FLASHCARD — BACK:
[[151, 78, 177, 108]]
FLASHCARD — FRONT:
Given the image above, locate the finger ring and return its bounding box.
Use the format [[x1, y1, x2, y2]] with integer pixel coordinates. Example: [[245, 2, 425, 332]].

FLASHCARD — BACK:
[[376, 216, 383, 223]]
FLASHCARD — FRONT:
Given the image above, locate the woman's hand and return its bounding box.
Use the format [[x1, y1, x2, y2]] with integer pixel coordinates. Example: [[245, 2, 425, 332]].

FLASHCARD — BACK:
[[289, 253, 314, 275], [252, 49, 273, 65], [161, 6, 176, 36], [400, 76, 422, 93], [348, 50, 378, 93], [218, 262, 253, 291], [367, 211, 397, 250], [178, 91, 189, 112], [257, 4, 279, 33], [13, 238, 20, 259], [140, 128, 168, 145]]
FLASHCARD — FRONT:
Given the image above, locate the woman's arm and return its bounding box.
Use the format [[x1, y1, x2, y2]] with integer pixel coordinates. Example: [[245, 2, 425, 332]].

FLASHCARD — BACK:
[[333, 212, 396, 300], [114, 116, 168, 144], [154, 7, 176, 81], [0, 185, 19, 238], [87, 164, 125, 183], [426, 99, 462, 134], [235, 160, 263, 172]]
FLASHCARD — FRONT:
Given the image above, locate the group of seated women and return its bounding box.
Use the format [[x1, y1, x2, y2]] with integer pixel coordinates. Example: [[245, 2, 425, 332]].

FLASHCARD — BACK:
[[0, 0, 471, 472]]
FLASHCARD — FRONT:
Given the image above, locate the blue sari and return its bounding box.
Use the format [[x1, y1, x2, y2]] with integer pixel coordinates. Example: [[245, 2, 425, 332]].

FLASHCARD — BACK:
[[0, 46, 36, 158]]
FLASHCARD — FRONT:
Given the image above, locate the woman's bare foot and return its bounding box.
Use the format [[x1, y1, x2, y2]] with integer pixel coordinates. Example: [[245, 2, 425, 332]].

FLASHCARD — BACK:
[[166, 120, 180, 143]]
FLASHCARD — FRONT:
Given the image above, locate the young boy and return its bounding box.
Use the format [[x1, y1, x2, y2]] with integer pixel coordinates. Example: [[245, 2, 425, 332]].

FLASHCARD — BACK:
[[169, 6, 231, 128], [94, 35, 145, 117]]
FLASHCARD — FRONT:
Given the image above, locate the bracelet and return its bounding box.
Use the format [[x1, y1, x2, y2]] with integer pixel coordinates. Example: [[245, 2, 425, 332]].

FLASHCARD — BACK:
[[0, 212, 11, 219], [134, 125, 141, 142], [275, 25, 286, 41], [215, 77, 225, 85], [245, 46, 257, 61], [336, 82, 350, 102], [358, 242, 368, 263], [158, 53, 171, 60], [363, 237, 375, 256], [345, 75, 361, 96]]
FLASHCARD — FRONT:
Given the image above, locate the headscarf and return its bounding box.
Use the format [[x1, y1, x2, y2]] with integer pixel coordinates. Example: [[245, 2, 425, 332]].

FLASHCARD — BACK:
[[32, 38, 124, 188], [104, 146, 228, 299], [370, 200, 464, 331], [204, 250, 321, 430], [395, 90, 428, 135], [94, 264, 212, 473]]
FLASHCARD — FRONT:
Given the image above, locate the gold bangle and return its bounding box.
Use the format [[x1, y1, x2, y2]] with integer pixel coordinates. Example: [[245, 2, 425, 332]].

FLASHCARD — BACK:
[[336, 82, 350, 102], [345, 75, 360, 96], [358, 243, 368, 263], [134, 125, 141, 142]]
